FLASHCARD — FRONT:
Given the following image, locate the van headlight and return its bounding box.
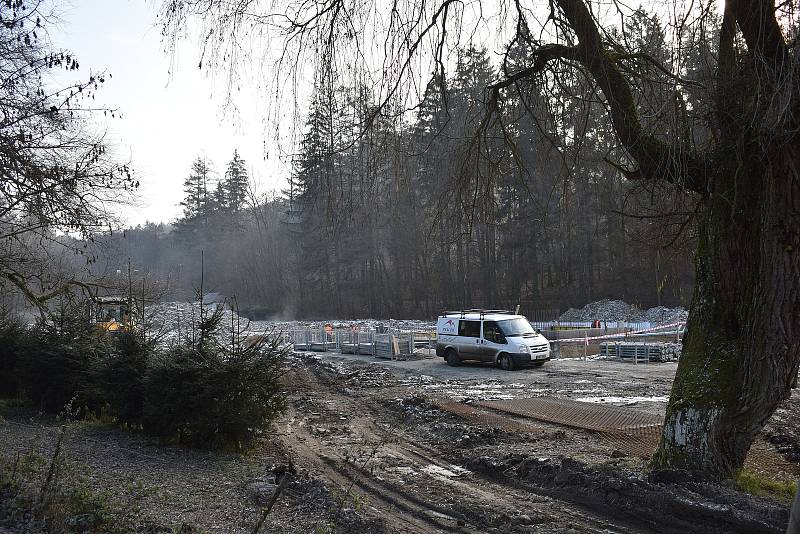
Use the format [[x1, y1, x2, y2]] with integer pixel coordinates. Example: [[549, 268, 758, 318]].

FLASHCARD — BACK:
[[517, 344, 529, 353]]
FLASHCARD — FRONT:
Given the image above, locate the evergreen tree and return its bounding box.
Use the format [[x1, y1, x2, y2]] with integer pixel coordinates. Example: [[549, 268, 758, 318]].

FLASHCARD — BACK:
[[286, 83, 339, 311], [179, 157, 214, 226], [212, 180, 227, 213], [223, 150, 249, 214]]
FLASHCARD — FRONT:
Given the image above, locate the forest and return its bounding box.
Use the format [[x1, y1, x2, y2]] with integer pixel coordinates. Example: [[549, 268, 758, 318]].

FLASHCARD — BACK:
[[105, 11, 696, 320]]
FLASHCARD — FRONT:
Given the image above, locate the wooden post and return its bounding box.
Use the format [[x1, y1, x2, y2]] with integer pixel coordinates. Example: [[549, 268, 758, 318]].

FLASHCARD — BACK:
[[583, 333, 588, 361]]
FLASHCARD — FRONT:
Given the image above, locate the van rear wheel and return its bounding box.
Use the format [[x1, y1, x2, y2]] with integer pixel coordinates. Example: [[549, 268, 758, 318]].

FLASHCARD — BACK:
[[445, 349, 460, 367], [499, 353, 515, 371]]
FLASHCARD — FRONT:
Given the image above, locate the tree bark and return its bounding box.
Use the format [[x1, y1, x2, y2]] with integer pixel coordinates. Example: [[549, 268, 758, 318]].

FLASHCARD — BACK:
[[653, 141, 800, 476]]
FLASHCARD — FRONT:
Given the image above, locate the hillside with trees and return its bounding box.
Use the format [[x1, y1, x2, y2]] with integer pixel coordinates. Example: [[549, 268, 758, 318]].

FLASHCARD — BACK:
[[107, 39, 695, 319]]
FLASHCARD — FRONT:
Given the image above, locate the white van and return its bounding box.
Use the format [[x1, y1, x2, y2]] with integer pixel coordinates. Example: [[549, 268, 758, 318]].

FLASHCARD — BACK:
[[436, 310, 550, 370]]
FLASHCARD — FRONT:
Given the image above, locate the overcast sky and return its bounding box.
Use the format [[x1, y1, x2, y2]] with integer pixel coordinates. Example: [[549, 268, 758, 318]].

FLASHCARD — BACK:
[[49, 1, 703, 228], [51, 0, 291, 226]]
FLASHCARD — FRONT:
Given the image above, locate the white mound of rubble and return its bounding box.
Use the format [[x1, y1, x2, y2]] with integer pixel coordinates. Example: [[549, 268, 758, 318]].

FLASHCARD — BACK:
[[250, 317, 434, 332], [145, 301, 436, 342], [145, 298, 687, 341], [559, 299, 688, 325]]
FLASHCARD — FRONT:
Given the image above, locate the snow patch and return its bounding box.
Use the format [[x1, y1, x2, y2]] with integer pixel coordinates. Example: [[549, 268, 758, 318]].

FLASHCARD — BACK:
[[421, 464, 471, 479], [575, 395, 669, 405], [393, 466, 416, 476]]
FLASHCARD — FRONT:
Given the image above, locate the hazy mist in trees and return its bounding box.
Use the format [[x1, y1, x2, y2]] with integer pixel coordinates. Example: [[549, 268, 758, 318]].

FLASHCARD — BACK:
[[101, 16, 695, 319]]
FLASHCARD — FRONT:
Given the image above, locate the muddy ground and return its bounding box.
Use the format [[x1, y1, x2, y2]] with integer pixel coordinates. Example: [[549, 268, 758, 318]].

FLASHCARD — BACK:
[[1, 352, 798, 533]]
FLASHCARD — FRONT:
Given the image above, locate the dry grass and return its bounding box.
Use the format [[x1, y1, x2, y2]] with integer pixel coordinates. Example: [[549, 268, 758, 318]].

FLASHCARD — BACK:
[[734, 469, 797, 504], [0, 424, 159, 533]]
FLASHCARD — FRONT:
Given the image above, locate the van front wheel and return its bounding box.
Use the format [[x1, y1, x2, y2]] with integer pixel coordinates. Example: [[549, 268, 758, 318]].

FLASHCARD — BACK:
[[446, 349, 460, 367], [499, 354, 515, 371]]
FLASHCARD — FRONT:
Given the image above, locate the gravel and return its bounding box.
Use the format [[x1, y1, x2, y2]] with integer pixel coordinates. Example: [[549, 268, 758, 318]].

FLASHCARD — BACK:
[[145, 301, 435, 343], [559, 299, 688, 325]]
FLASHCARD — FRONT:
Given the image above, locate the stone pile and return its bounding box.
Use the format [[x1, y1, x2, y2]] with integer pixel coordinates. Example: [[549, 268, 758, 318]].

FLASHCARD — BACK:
[[560, 299, 688, 325]]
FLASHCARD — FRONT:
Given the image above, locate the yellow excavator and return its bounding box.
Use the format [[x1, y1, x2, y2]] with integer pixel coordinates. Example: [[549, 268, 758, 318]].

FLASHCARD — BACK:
[[94, 296, 137, 335]]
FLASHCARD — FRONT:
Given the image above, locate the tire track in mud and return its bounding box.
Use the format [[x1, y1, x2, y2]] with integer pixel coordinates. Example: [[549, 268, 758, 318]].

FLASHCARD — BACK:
[[282, 364, 474, 533], [282, 409, 458, 533], [280, 360, 647, 533]]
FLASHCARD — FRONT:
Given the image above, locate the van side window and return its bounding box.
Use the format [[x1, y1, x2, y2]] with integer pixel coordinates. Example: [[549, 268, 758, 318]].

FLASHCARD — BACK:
[[483, 321, 505, 344], [458, 320, 481, 338]]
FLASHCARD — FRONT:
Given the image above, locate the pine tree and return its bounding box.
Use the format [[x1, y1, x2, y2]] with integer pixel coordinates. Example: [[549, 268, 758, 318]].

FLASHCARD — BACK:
[[179, 157, 213, 227], [288, 85, 338, 225], [212, 180, 227, 213], [223, 150, 249, 214], [285, 80, 343, 313]]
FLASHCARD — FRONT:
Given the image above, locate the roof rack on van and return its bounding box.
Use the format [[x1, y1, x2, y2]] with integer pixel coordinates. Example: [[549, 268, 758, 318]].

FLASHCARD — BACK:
[[440, 309, 517, 319]]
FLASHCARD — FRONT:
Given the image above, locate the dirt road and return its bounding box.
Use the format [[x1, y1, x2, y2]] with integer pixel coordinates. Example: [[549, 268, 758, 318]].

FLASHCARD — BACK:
[[275, 353, 795, 533], [279, 356, 650, 533]]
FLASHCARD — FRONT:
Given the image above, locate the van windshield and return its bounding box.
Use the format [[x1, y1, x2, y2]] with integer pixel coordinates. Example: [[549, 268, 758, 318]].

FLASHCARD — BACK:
[[497, 318, 536, 337]]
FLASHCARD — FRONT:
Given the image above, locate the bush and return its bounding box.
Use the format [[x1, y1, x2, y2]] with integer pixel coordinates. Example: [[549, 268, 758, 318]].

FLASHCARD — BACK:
[[89, 331, 154, 425], [0, 315, 27, 398], [15, 304, 107, 413], [143, 308, 287, 450], [7, 299, 287, 450]]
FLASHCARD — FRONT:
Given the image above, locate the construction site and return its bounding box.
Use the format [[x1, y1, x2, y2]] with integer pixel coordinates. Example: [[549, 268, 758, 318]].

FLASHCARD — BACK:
[[236, 303, 795, 532], [1, 0, 797, 530], [262, 338, 796, 533], [3, 299, 795, 533]]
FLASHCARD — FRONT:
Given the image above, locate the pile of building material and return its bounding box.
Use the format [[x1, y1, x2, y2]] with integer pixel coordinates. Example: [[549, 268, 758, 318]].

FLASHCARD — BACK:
[[560, 299, 688, 325], [287, 328, 419, 359], [600, 341, 682, 363], [249, 318, 435, 334]]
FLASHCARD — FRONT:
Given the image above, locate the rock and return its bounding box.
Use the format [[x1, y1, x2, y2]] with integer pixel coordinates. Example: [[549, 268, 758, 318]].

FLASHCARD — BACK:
[[246, 480, 278, 505], [611, 449, 627, 458]]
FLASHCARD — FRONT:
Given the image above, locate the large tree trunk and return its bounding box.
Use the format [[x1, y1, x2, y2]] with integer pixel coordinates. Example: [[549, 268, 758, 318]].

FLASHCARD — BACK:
[[652, 142, 800, 476]]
